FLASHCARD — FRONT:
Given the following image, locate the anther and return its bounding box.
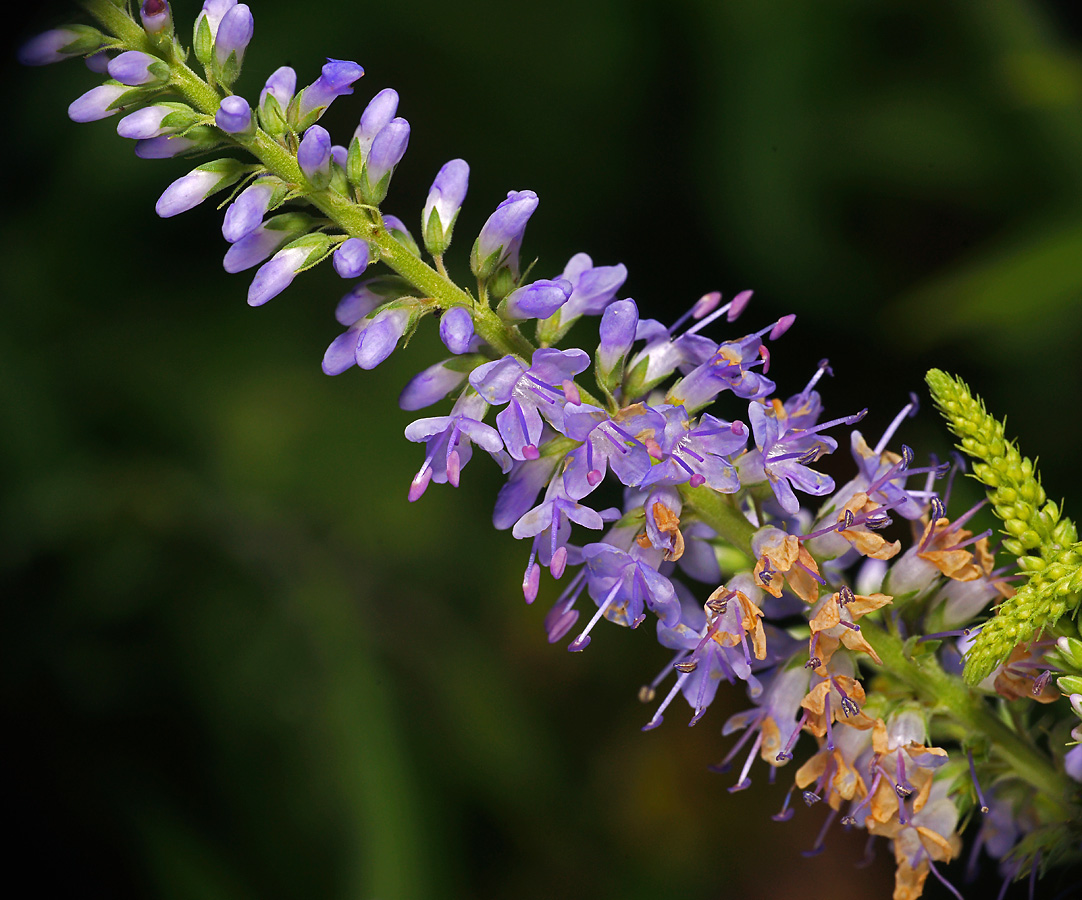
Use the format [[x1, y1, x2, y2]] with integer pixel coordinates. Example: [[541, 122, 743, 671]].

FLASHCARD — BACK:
[[839, 585, 855, 605], [802, 790, 821, 806], [901, 444, 914, 468], [674, 659, 699, 674], [840, 509, 855, 530], [930, 495, 946, 521], [1032, 670, 1052, 695], [805, 656, 822, 669]]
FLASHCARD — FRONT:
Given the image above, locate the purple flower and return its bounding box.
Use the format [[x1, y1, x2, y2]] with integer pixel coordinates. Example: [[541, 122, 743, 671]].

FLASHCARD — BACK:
[[298, 124, 332, 186], [247, 245, 309, 307], [639, 406, 747, 492], [399, 359, 474, 411], [258, 66, 296, 133], [469, 348, 590, 460], [721, 664, 811, 768], [215, 95, 252, 134], [439, 307, 474, 355], [740, 400, 865, 515], [363, 117, 410, 199], [155, 158, 247, 218], [332, 238, 370, 279], [470, 190, 539, 279], [561, 403, 666, 499], [499, 278, 572, 322], [140, 1, 173, 34], [214, 4, 253, 70], [19, 26, 102, 66], [295, 58, 365, 128], [537, 253, 627, 342], [422, 158, 469, 256], [223, 212, 311, 273], [352, 88, 399, 157], [405, 391, 505, 501], [222, 178, 278, 242], [68, 84, 131, 122], [107, 50, 167, 86], [597, 298, 638, 383], [493, 449, 561, 531], [355, 307, 412, 369], [623, 318, 718, 399], [117, 104, 177, 139]]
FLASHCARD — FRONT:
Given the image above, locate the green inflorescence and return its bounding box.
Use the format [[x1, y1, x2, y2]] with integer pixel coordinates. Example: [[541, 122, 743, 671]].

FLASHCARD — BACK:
[[925, 369, 1082, 684]]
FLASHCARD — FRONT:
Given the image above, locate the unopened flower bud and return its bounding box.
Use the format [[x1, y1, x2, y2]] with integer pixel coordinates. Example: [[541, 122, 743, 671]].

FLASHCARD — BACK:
[[258, 66, 295, 137], [19, 26, 103, 66], [247, 233, 331, 306], [140, 1, 173, 35], [361, 117, 409, 203], [194, 0, 236, 65], [499, 278, 572, 321], [333, 238, 370, 279], [223, 212, 313, 273], [422, 158, 469, 257], [293, 58, 364, 130], [68, 83, 136, 122], [118, 102, 200, 140], [470, 190, 538, 279], [106, 50, 168, 86], [439, 307, 474, 355], [356, 307, 412, 369], [215, 95, 252, 135], [298, 124, 332, 187], [222, 177, 282, 242], [155, 157, 248, 218], [214, 3, 253, 84], [597, 298, 639, 389], [352, 88, 399, 157]]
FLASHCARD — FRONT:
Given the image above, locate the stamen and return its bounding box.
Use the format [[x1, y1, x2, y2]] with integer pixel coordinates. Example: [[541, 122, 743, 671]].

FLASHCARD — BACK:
[[945, 528, 993, 552], [550, 545, 568, 579], [522, 549, 540, 603], [799, 358, 832, 397], [802, 790, 820, 806], [873, 397, 919, 456], [775, 710, 808, 762], [674, 658, 698, 674], [561, 379, 581, 405], [641, 671, 691, 731], [408, 462, 433, 502], [926, 856, 967, 900], [840, 509, 855, 530], [727, 731, 763, 792], [777, 408, 867, 443], [805, 656, 822, 670], [801, 808, 837, 858], [839, 585, 855, 605], [568, 580, 621, 651], [930, 495, 946, 522], [918, 629, 969, 642], [824, 691, 835, 751], [708, 709, 764, 774], [681, 292, 728, 335], [772, 785, 796, 822], [707, 590, 732, 616], [769, 313, 796, 341], [639, 649, 690, 702], [967, 749, 989, 813], [1032, 670, 1052, 695]]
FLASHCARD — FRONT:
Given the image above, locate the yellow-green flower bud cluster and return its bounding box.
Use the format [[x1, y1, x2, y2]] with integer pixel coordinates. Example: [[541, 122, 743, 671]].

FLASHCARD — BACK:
[[926, 369, 1082, 683]]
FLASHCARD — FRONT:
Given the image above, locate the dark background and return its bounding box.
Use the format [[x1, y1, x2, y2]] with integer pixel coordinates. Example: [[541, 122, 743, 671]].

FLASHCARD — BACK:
[[5, 1, 1082, 898]]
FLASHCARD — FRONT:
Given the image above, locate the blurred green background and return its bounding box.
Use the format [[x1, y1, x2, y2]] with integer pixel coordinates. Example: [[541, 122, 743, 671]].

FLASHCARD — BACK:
[[5, 1, 1082, 898]]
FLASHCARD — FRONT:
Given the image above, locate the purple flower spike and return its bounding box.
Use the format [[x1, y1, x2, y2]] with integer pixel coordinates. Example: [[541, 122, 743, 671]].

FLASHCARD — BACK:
[[222, 179, 275, 242], [19, 26, 102, 66], [439, 308, 474, 355], [68, 84, 130, 122], [247, 245, 308, 307], [353, 88, 399, 156], [298, 124, 332, 185], [364, 117, 410, 198], [356, 307, 411, 370], [422, 158, 469, 256], [214, 4, 254, 69], [597, 298, 639, 377], [295, 58, 365, 128], [141, 1, 173, 34], [500, 278, 572, 321], [332, 238, 370, 279], [107, 51, 167, 86], [470, 190, 539, 279], [215, 95, 252, 134]]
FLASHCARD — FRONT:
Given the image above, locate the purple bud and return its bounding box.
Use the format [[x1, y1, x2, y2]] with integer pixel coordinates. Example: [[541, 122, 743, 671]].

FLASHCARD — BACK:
[[135, 134, 200, 158], [471, 190, 538, 278], [107, 50, 165, 86], [222, 180, 274, 242], [85, 51, 112, 74], [424, 159, 469, 230], [501, 278, 572, 321], [117, 104, 174, 139], [141, 1, 173, 34], [331, 144, 348, 169], [215, 95, 252, 134], [365, 117, 410, 186], [356, 308, 410, 369], [68, 84, 129, 122], [224, 223, 288, 272], [155, 160, 245, 218], [439, 307, 474, 355], [19, 26, 102, 66], [260, 65, 296, 110], [214, 4, 253, 68], [399, 360, 470, 411], [296, 58, 365, 126], [298, 124, 332, 184], [353, 88, 399, 155], [247, 246, 308, 306], [198, 0, 237, 36], [335, 280, 387, 325], [597, 298, 639, 374], [333, 238, 370, 279]]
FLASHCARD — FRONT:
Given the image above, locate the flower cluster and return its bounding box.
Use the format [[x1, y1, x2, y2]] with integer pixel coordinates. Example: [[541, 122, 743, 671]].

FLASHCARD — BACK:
[[24, 3, 1082, 897]]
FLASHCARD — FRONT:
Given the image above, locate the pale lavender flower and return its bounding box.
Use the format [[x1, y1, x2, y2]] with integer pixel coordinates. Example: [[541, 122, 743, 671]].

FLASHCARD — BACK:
[[547, 252, 628, 324], [639, 406, 747, 492], [68, 84, 131, 122], [500, 278, 572, 322], [295, 59, 365, 127], [155, 159, 245, 217], [439, 308, 474, 355], [364, 117, 410, 196], [352, 88, 399, 156], [332, 238, 370, 279], [356, 307, 411, 369], [222, 179, 277, 242], [196, 0, 236, 38], [118, 104, 177, 139], [135, 133, 208, 159], [223, 213, 310, 273], [470, 190, 539, 279], [107, 50, 167, 86], [597, 298, 639, 378], [247, 245, 309, 306], [561, 403, 665, 499], [493, 450, 561, 531], [399, 360, 473, 411], [140, 1, 173, 34], [19, 26, 102, 66], [215, 95, 251, 134], [214, 4, 253, 69], [422, 159, 469, 255], [298, 124, 332, 185]]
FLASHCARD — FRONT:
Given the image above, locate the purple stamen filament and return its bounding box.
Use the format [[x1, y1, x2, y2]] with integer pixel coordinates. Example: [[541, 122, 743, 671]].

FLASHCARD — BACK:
[[569, 580, 620, 651], [967, 749, 989, 813]]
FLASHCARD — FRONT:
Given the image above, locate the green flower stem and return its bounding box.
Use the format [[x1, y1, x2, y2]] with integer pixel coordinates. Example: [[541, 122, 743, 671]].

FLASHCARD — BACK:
[[683, 486, 1078, 812], [81, 0, 536, 361]]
